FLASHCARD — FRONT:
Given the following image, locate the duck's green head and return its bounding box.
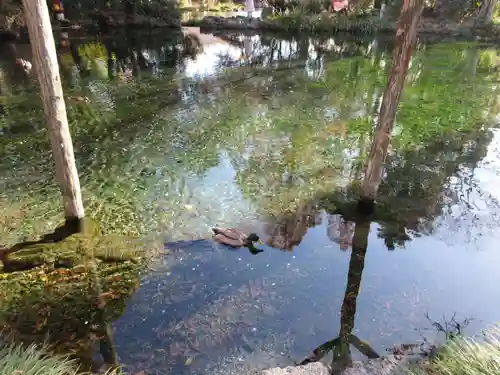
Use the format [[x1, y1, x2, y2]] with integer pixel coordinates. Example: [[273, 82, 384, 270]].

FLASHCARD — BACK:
[[247, 233, 262, 244]]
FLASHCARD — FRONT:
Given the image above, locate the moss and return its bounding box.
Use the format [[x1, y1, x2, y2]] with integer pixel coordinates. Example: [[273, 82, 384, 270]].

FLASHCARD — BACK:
[[3, 219, 147, 271], [0, 259, 141, 357], [0, 220, 157, 361]]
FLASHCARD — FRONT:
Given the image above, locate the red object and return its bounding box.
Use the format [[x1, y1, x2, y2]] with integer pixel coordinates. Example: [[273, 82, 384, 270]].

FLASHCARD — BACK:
[[332, 0, 348, 11], [53, 0, 64, 13]]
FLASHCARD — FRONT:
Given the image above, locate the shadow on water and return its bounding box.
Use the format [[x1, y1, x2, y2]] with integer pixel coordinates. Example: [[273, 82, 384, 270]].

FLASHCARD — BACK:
[[2, 25, 500, 375]]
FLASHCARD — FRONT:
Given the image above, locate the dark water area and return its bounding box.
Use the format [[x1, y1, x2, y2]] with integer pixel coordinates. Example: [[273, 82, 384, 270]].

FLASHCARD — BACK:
[[1, 27, 500, 374]]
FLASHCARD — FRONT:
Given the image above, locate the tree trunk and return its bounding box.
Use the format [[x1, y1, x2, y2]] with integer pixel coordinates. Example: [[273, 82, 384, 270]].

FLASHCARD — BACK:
[[361, 0, 423, 202], [476, 0, 497, 24], [22, 0, 85, 221], [0, 0, 6, 29], [124, 0, 137, 20]]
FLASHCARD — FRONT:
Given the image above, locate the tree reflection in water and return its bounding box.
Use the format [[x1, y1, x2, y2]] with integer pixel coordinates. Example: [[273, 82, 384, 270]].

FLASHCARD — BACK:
[[298, 211, 379, 373]]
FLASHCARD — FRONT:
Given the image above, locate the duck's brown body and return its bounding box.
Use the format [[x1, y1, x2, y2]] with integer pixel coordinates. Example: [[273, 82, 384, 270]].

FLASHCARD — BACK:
[[212, 227, 257, 248]]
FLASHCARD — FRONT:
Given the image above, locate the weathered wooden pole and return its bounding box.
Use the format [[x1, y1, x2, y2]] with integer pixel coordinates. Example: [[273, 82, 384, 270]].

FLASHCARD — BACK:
[[22, 0, 85, 221], [360, 0, 423, 206]]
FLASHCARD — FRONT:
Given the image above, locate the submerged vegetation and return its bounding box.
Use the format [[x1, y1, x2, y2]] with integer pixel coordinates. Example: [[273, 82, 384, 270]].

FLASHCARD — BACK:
[[1, 38, 499, 240]]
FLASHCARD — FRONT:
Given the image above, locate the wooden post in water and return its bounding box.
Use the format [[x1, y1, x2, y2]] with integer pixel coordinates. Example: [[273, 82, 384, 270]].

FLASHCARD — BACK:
[[360, 0, 423, 207], [22, 0, 85, 222]]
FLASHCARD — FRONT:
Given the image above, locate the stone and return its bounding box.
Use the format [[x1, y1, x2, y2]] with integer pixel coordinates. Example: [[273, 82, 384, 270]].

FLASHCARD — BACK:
[[262, 355, 423, 375], [262, 362, 330, 375], [340, 356, 407, 375]]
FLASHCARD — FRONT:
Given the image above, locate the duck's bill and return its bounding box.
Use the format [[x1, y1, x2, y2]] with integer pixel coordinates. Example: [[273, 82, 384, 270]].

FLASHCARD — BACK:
[[258, 239, 264, 245]]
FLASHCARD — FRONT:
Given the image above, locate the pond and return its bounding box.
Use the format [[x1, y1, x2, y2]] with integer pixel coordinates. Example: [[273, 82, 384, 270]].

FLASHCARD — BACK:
[[1, 28, 500, 374]]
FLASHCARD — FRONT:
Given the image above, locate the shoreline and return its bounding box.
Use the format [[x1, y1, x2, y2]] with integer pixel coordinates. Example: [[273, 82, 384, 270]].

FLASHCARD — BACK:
[[181, 15, 500, 43], [3, 14, 499, 45]]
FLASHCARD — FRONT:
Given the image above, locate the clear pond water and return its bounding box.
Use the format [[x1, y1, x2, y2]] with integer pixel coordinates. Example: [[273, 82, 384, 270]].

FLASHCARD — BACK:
[[1, 29, 500, 374]]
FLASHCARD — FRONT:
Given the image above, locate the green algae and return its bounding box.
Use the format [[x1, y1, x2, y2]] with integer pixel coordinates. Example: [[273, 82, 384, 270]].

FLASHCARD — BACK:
[[0, 219, 155, 365]]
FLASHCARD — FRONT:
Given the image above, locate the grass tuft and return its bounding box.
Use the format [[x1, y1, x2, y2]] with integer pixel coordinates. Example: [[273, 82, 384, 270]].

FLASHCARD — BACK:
[[0, 342, 126, 375], [0, 342, 80, 375], [410, 326, 500, 375]]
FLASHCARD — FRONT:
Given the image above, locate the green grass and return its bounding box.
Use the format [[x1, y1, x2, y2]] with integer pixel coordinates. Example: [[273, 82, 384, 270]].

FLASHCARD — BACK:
[[269, 12, 394, 33], [0, 342, 123, 375], [410, 326, 500, 375], [0, 343, 80, 375]]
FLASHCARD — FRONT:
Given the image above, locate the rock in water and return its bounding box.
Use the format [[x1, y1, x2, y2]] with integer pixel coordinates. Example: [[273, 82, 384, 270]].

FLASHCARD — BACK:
[[262, 363, 330, 375], [262, 356, 420, 375]]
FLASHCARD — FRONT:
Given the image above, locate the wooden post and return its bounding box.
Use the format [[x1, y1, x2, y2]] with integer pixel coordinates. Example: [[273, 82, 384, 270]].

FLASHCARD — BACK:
[[361, 0, 423, 202], [22, 0, 85, 221], [475, 0, 497, 24]]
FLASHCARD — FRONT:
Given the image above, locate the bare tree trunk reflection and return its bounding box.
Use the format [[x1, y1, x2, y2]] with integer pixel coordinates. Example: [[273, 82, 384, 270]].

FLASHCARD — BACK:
[[300, 216, 378, 371], [331, 218, 375, 373], [88, 256, 119, 369], [360, 0, 424, 209]]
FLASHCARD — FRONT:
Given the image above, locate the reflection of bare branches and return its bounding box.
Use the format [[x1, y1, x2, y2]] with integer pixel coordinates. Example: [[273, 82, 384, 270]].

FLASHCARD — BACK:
[[327, 214, 355, 251], [265, 203, 319, 251]]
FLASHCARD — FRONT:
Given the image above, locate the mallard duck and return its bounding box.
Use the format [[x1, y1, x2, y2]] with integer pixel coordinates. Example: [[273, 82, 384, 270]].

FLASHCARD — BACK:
[[212, 227, 264, 255]]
